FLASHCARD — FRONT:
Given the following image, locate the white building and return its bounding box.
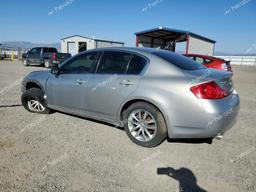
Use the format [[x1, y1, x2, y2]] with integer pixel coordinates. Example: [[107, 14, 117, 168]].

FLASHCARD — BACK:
[[61, 35, 124, 56]]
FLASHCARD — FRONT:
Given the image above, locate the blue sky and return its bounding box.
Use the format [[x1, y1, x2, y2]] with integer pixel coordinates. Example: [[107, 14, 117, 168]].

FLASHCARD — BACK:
[[0, 0, 255, 54]]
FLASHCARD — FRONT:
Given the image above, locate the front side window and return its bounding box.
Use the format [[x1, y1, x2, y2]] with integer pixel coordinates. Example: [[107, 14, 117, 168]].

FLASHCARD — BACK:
[[96, 51, 131, 74], [60, 52, 99, 74], [127, 55, 147, 74], [30, 48, 37, 54]]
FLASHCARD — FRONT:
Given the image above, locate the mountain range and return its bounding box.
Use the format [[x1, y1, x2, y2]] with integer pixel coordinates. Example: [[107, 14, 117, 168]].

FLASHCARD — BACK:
[[0, 41, 60, 50]]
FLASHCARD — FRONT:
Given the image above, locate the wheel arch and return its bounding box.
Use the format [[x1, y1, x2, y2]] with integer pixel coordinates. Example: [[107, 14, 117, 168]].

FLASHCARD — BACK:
[[25, 81, 44, 92], [119, 98, 169, 125]]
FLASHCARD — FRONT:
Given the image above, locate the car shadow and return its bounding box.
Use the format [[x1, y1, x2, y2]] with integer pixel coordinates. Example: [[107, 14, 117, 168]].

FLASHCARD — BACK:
[[167, 138, 213, 144], [48, 112, 215, 141], [40, 110, 214, 144], [157, 167, 207, 192], [55, 111, 125, 132]]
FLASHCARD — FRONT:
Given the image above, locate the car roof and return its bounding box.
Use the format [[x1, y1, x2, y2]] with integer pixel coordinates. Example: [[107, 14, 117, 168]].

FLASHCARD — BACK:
[[88, 47, 182, 57]]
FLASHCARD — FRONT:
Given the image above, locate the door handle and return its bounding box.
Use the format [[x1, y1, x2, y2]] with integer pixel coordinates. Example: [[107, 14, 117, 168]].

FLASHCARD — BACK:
[[120, 80, 135, 86], [76, 79, 87, 85]]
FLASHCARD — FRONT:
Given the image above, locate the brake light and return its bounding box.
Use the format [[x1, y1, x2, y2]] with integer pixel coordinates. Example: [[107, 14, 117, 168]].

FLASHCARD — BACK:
[[190, 81, 228, 99], [51, 53, 56, 61], [221, 63, 228, 71]]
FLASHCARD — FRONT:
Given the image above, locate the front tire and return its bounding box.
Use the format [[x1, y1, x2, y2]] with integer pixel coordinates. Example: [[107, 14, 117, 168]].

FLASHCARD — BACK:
[[21, 88, 51, 114], [23, 59, 29, 66], [123, 102, 167, 147]]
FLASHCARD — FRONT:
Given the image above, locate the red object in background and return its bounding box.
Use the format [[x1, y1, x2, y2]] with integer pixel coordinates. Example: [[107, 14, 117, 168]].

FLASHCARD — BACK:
[[51, 53, 56, 61], [184, 54, 232, 72]]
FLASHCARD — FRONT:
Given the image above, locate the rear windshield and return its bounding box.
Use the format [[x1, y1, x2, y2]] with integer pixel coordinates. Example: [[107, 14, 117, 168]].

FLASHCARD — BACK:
[[43, 48, 57, 53], [153, 50, 206, 70]]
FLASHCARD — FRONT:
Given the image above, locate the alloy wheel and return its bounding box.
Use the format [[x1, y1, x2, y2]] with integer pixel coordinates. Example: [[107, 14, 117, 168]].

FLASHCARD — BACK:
[[27, 99, 45, 112], [128, 109, 157, 142]]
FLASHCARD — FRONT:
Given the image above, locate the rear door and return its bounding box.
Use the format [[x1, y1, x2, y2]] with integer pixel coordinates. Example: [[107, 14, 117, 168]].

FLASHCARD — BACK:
[[46, 51, 100, 113], [86, 51, 147, 120]]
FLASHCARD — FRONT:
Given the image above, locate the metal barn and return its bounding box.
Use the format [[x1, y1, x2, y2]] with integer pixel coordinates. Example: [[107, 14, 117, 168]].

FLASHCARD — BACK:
[[135, 27, 216, 56]]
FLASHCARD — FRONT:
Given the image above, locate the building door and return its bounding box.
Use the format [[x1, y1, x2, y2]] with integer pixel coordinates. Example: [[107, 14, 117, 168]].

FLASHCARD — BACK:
[[78, 42, 87, 52], [67, 42, 76, 56]]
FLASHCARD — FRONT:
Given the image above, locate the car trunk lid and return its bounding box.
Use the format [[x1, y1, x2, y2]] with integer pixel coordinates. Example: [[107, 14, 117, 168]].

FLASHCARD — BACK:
[[186, 69, 234, 96]]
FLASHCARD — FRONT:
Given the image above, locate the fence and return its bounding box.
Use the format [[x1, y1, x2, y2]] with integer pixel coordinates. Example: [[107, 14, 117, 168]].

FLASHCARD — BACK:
[[0, 48, 29, 60], [215, 56, 256, 66]]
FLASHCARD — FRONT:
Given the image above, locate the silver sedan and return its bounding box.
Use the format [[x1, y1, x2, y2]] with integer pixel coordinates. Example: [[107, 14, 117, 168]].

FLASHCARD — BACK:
[[21, 48, 240, 147]]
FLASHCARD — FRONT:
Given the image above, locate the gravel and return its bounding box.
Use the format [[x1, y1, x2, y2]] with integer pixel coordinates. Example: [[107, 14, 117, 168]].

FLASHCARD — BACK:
[[0, 60, 256, 192]]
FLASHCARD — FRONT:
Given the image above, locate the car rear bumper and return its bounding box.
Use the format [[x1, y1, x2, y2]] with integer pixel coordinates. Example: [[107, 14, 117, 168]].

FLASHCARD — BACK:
[[166, 91, 240, 138]]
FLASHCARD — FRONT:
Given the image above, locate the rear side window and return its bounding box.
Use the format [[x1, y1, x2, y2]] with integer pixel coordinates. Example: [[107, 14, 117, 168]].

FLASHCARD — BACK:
[[153, 51, 206, 70], [43, 48, 57, 53], [97, 51, 131, 74], [127, 55, 147, 74]]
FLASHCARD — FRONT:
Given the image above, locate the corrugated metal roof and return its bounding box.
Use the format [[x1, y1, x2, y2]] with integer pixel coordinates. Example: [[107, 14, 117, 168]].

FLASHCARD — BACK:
[[135, 27, 216, 43]]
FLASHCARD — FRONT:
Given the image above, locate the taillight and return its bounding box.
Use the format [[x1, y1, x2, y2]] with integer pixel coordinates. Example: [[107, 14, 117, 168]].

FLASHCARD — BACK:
[[221, 63, 228, 71], [51, 53, 56, 61], [190, 81, 228, 99]]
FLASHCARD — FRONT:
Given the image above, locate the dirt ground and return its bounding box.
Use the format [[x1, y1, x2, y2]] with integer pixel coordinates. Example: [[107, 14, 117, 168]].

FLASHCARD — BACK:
[[0, 60, 256, 192]]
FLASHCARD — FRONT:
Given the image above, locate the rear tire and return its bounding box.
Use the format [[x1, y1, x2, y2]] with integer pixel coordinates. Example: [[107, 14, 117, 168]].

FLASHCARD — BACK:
[[44, 60, 50, 68], [21, 88, 51, 114], [123, 102, 167, 147]]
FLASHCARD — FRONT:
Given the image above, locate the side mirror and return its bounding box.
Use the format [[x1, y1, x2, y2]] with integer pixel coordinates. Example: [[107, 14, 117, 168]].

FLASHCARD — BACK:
[[51, 65, 60, 75]]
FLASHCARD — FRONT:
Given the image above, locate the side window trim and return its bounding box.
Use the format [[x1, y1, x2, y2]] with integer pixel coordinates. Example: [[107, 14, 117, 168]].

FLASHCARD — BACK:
[[94, 51, 104, 74], [124, 54, 133, 74]]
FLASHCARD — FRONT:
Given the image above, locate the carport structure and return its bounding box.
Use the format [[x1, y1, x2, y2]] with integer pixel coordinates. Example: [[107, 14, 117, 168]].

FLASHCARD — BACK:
[[135, 27, 216, 56]]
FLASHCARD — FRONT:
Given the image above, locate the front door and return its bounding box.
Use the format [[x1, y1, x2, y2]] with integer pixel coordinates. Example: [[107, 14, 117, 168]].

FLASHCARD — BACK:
[[46, 51, 100, 113], [27, 48, 41, 64]]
